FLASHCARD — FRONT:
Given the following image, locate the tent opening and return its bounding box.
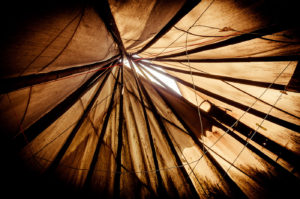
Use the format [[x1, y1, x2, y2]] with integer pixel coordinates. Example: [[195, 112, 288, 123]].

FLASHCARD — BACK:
[[126, 55, 182, 95]]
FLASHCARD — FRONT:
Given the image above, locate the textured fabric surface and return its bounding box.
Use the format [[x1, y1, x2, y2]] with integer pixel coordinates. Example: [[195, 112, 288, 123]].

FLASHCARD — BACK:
[[0, 0, 299, 198]]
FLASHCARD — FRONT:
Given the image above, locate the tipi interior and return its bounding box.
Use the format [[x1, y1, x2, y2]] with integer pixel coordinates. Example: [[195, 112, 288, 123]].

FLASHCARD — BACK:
[[0, 0, 299, 198]]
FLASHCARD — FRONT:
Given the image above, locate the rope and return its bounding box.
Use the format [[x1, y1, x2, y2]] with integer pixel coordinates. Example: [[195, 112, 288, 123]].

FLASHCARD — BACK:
[[177, 61, 299, 120], [193, 24, 300, 44], [22, 62, 291, 176], [23, 65, 142, 160], [217, 84, 286, 187], [19, 10, 83, 76], [178, 61, 292, 185], [6, 92, 44, 170], [38, 7, 86, 72]]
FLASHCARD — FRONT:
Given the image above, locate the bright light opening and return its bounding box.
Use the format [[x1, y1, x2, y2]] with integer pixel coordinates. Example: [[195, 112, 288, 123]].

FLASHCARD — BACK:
[[140, 63, 181, 95], [123, 57, 144, 76], [122, 58, 130, 68], [122, 56, 181, 96], [124, 56, 211, 113]]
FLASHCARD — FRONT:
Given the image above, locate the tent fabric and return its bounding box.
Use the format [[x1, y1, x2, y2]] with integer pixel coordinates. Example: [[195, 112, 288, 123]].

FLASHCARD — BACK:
[[0, 1, 119, 78], [0, 0, 299, 198]]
